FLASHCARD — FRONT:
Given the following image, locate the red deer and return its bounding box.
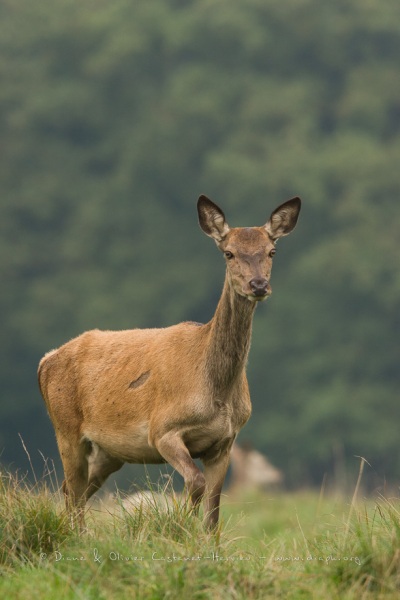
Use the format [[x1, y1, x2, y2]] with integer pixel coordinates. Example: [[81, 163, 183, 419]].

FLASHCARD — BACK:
[[229, 443, 283, 492], [38, 195, 301, 529]]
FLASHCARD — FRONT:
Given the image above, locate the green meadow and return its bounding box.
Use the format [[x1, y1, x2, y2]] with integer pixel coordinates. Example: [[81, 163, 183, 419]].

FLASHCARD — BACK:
[[1, 464, 399, 599]]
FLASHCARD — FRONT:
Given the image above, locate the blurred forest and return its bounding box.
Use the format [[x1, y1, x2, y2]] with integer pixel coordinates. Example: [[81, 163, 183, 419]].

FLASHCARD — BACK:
[[1, 0, 400, 489]]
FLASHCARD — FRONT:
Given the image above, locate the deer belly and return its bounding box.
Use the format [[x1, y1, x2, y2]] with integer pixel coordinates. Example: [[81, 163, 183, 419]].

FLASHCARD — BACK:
[[84, 423, 165, 464]]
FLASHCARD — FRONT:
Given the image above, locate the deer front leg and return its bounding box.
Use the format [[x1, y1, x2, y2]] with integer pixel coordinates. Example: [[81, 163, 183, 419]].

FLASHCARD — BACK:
[[155, 432, 206, 509], [203, 451, 231, 530]]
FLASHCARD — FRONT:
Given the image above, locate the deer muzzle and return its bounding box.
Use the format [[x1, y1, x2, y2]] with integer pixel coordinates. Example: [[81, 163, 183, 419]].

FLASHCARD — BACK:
[[249, 277, 270, 299]]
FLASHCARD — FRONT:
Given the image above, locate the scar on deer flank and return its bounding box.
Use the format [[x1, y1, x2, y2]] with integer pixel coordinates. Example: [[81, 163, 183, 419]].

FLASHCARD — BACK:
[[38, 195, 301, 529]]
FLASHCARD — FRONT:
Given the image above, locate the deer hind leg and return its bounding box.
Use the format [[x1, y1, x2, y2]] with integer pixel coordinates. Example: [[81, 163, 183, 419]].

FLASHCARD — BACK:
[[58, 436, 89, 530], [86, 441, 123, 500], [155, 432, 206, 511]]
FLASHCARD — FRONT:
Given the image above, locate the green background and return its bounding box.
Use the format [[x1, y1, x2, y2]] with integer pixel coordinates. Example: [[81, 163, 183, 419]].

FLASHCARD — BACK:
[[1, 0, 399, 489]]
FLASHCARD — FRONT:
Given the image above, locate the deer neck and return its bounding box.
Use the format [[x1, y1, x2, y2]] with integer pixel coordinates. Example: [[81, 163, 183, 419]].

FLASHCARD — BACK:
[[205, 274, 256, 393]]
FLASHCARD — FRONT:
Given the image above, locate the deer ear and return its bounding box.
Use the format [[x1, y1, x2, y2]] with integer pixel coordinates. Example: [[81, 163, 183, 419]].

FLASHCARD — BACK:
[[197, 195, 230, 242], [264, 197, 301, 240]]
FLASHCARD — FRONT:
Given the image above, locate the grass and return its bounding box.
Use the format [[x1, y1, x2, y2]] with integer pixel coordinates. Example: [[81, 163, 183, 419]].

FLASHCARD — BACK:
[[1, 463, 400, 599]]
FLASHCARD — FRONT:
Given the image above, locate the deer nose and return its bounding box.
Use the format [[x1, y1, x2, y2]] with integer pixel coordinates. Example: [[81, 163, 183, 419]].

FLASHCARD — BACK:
[[249, 277, 269, 297]]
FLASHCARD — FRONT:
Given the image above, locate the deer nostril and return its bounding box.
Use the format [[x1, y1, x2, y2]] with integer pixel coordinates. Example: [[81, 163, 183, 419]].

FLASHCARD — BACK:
[[250, 278, 269, 296]]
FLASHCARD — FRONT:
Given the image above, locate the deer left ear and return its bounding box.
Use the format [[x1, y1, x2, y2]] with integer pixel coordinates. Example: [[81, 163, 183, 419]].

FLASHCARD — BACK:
[[264, 197, 301, 240], [197, 195, 230, 242]]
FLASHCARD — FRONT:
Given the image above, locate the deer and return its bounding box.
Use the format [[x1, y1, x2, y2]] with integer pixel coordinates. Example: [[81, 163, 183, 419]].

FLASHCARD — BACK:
[[229, 443, 283, 493], [38, 194, 301, 530]]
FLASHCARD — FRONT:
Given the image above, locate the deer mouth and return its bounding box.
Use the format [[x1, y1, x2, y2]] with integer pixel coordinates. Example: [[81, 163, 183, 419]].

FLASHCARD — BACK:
[[247, 288, 272, 302]]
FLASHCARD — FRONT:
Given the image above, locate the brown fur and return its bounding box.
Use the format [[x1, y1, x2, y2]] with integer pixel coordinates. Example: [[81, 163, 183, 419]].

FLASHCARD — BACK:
[[38, 195, 301, 529]]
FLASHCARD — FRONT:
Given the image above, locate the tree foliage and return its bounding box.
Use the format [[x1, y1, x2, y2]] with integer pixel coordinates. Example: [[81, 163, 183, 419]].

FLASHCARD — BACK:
[[1, 0, 400, 486]]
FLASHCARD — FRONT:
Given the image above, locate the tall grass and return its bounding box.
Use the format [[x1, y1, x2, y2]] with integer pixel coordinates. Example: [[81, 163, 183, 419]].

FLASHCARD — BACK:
[[0, 469, 71, 568], [0, 462, 399, 598]]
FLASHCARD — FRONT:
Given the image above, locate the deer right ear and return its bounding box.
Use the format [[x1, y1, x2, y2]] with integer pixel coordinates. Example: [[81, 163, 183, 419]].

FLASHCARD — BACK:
[[197, 195, 230, 242], [264, 197, 301, 240]]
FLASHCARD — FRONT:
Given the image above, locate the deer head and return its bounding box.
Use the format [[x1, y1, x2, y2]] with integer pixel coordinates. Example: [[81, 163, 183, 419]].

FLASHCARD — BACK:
[[197, 195, 301, 301]]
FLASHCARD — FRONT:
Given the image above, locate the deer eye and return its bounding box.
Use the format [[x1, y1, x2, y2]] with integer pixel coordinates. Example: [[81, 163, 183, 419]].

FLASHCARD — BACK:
[[224, 251, 234, 259], [269, 249, 276, 258]]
